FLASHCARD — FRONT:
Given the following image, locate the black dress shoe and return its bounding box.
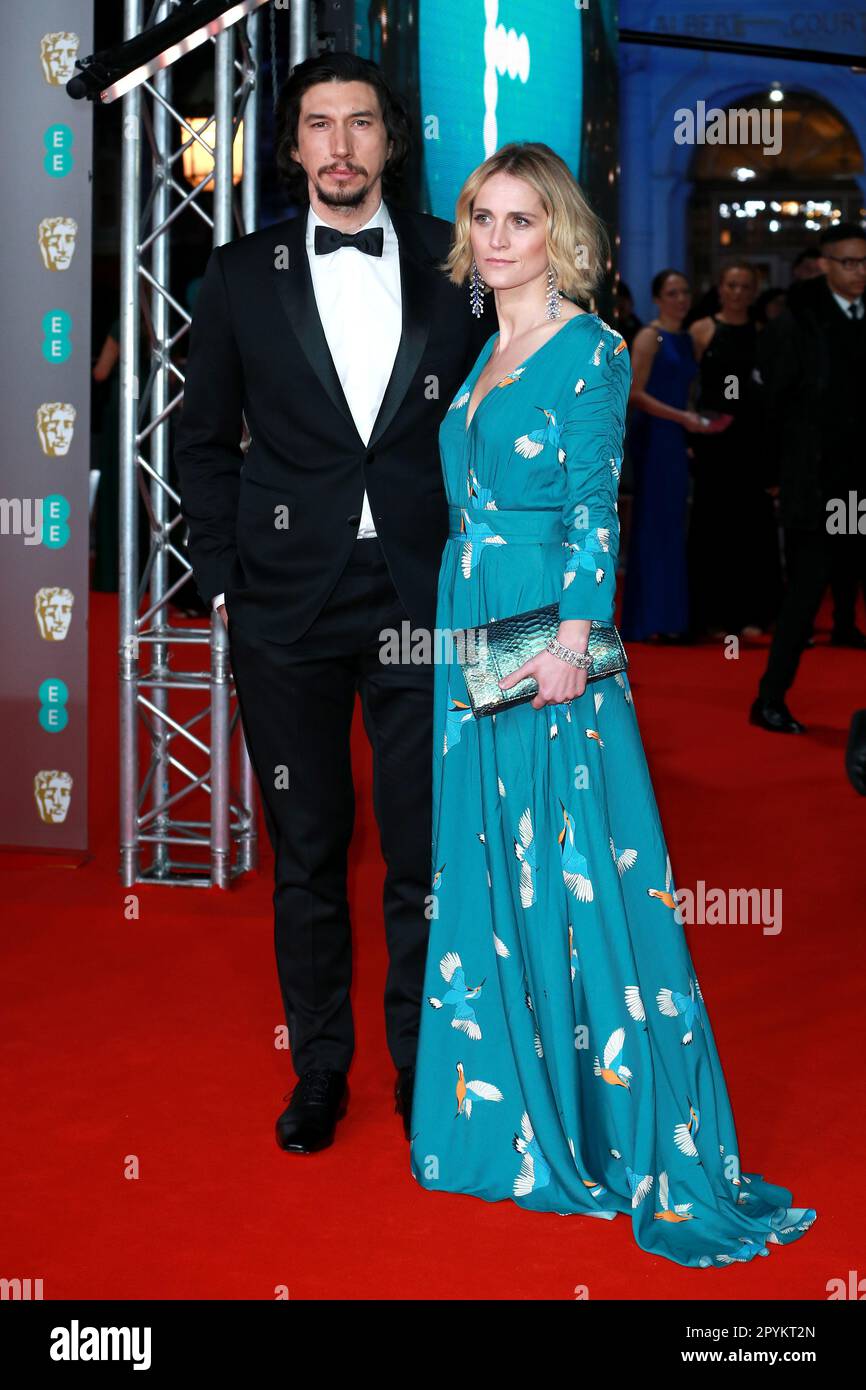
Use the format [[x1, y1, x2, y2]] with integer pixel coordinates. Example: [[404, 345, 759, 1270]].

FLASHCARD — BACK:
[[275, 1069, 348, 1153], [830, 627, 866, 650], [846, 709, 866, 794], [394, 1066, 415, 1141], [749, 697, 806, 734]]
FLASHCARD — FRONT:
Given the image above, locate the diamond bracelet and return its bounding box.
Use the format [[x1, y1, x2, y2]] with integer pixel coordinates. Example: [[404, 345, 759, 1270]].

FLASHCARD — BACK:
[[544, 636, 594, 671]]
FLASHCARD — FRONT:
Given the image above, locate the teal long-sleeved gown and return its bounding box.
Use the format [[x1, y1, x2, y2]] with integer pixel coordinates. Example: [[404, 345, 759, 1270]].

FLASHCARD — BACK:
[[408, 311, 816, 1269]]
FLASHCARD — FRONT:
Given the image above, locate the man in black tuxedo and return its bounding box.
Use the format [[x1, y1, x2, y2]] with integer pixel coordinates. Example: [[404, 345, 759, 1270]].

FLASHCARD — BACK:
[[749, 222, 866, 734], [175, 53, 491, 1150]]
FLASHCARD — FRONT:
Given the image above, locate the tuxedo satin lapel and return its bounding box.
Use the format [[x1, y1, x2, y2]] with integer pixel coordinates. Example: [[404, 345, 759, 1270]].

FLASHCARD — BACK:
[[368, 203, 438, 449], [271, 214, 362, 440]]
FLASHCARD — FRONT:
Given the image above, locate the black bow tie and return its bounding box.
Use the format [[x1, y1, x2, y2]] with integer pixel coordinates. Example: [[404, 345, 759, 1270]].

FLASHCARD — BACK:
[[314, 224, 384, 257], [847, 300, 863, 320]]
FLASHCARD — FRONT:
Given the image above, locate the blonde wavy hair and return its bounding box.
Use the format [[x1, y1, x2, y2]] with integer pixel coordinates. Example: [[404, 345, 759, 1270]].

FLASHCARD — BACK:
[[443, 142, 609, 304]]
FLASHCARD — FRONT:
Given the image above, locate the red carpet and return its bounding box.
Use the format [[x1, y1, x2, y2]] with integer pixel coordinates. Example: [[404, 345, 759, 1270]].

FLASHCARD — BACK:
[[2, 590, 863, 1299]]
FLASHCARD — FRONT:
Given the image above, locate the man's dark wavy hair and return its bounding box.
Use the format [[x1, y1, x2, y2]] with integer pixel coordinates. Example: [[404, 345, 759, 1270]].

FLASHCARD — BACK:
[[274, 52, 411, 201]]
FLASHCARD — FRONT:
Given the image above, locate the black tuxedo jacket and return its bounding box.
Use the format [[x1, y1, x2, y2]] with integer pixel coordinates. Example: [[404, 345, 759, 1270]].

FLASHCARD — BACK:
[[174, 201, 494, 643], [755, 275, 866, 529]]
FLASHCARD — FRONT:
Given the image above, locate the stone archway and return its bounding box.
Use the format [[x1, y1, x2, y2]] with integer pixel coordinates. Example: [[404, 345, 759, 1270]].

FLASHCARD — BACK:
[[687, 88, 864, 294]]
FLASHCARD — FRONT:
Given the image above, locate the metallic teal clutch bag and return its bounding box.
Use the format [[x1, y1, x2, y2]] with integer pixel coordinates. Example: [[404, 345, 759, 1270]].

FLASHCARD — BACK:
[[453, 602, 628, 718]]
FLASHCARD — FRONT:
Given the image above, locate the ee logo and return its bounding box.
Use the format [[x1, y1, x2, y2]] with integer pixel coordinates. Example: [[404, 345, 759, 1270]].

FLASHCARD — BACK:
[[44, 124, 74, 177], [38, 677, 69, 732], [42, 494, 70, 548], [42, 309, 72, 363]]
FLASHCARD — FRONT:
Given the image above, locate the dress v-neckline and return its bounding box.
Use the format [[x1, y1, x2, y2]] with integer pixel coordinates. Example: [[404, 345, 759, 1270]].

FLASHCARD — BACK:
[[464, 311, 594, 433]]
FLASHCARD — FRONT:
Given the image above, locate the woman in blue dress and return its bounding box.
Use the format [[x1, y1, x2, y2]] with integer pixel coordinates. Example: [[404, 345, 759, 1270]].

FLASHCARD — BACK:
[[619, 271, 711, 644], [409, 143, 816, 1270]]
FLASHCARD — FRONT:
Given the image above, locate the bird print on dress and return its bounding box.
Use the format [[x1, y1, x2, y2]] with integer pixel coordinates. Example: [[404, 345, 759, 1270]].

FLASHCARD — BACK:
[[568, 923, 580, 979], [563, 527, 611, 588], [467, 466, 497, 509], [457, 507, 506, 578], [647, 853, 678, 911], [454, 1061, 504, 1118], [654, 1171, 694, 1223], [514, 406, 566, 463], [444, 681, 474, 753], [699, 1207, 817, 1265], [524, 988, 544, 1057], [593, 1027, 633, 1089], [546, 701, 573, 740], [610, 839, 638, 875], [512, 1112, 551, 1195], [624, 985, 647, 1030], [626, 1168, 654, 1208], [427, 951, 485, 1040], [498, 366, 526, 387], [558, 799, 593, 901], [657, 977, 704, 1045], [674, 1097, 701, 1157], [514, 807, 537, 908]]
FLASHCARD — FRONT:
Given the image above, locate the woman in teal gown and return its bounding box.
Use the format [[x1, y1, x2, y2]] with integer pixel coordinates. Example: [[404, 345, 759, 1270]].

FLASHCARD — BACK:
[[409, 143, 816, 1270]]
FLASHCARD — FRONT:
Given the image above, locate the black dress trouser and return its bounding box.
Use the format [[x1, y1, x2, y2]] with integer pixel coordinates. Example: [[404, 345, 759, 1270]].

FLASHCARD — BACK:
[[227, 537, 434, 1076], [758, 524, 862, 704]]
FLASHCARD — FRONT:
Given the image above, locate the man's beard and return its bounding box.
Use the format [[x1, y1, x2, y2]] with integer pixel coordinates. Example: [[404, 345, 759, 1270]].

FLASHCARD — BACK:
[[313, 167, 373, 210]]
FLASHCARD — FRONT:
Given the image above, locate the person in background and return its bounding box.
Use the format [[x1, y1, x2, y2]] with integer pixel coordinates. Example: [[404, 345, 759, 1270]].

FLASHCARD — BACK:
[[687, 263, 781, 640], [753, 286, 786, 326], [750, 222, 866, 732], [613, 278, 642, 348], [791, 247, 823, 281], [619, 269, 716, 643]]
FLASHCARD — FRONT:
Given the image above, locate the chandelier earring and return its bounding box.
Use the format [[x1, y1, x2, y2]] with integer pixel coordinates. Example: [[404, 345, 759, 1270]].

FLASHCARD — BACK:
[[546, 264, 562, 320], [469, 259, 487, 317]]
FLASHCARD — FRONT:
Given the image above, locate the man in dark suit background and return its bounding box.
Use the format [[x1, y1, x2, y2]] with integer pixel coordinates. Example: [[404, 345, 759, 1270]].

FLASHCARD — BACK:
[[749, 222, 866, 734], [175, 53, 491, 1151]]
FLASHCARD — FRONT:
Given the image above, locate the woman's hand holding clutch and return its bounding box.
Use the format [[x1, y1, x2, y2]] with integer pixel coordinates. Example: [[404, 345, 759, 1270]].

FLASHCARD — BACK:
[[498, 619, 591, 710]]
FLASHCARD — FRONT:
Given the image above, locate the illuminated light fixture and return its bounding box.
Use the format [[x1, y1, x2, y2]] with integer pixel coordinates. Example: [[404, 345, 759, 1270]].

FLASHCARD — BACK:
[[780, 200, 800, 215], [67, 0, 270, 104], [732, 167, 756, 181], [720, 229, 732, 245], [769, 84, 784, 102], [769, 219, 780, 232], [182, 116, 244, 190]]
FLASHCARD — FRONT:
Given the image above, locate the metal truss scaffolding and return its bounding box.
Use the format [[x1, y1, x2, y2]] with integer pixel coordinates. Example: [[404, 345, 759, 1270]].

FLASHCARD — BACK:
[[118, 0, 272, 888]]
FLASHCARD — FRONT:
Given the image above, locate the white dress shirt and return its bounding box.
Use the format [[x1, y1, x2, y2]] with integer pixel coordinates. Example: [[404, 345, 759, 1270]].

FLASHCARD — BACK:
[[212, 198, 403, 611], [832, 289, 864, 320]]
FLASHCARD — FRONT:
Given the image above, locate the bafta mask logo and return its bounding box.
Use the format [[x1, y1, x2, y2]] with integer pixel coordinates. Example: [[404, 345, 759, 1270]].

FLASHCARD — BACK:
[[35, 587, 74, 641], [38, 217, 78, 272], [36, 403, 76, 457], [34, 769, 73, 824], [40, 32, 80, 86]]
